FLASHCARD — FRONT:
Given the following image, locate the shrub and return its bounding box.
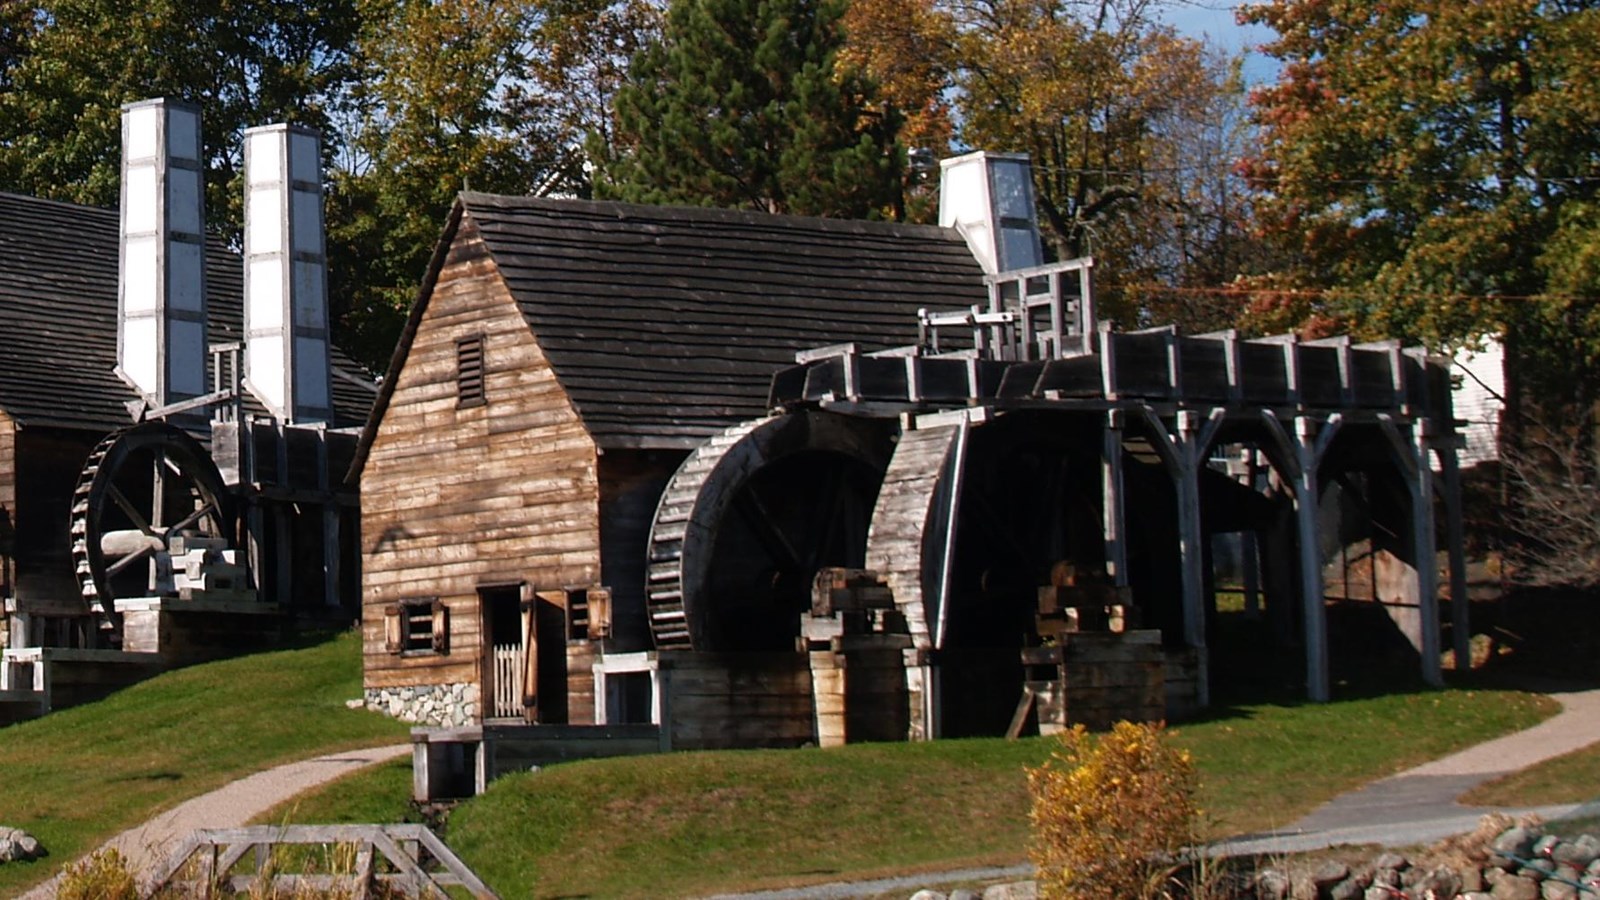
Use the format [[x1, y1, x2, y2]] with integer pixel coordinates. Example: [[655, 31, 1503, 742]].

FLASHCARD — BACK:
[[1027, 721, 1199, 899], [57, 848, 140, 900]]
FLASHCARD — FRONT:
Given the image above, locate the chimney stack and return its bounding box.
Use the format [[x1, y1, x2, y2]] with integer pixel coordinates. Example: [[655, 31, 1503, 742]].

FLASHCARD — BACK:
[[119, 98, 207, 407], [938, 151, 1044, 275], [242, 123, 332, 424]]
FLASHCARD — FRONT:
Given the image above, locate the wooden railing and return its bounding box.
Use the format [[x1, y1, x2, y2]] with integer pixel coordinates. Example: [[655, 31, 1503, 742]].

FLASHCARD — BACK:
[[149, 823, 499, 898]]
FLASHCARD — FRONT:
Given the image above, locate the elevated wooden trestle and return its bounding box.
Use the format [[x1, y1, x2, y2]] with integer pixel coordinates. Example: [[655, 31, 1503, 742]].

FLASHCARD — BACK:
[[640, 257, 1472, 736], [745, 259, 1469, 710]]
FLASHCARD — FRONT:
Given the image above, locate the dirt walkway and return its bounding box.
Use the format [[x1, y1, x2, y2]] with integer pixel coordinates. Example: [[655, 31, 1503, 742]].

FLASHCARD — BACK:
[[19, 743, 410, 899]]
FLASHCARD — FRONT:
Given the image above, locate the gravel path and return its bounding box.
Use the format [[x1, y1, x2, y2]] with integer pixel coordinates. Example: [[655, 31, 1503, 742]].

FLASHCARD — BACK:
[[19, 743, 410, 899]]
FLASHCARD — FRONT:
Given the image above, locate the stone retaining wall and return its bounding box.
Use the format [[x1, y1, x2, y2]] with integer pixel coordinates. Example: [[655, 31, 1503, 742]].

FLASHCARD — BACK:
[[364, 683, 479, 727]]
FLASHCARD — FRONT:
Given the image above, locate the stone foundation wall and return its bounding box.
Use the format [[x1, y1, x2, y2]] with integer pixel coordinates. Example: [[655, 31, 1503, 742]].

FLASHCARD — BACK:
[[365, 683, 479, 727]]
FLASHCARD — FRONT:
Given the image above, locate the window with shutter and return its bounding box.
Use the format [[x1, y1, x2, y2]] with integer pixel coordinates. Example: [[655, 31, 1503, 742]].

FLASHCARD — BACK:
[[388, 597, 446, 655], [456, 334, 485, 408]]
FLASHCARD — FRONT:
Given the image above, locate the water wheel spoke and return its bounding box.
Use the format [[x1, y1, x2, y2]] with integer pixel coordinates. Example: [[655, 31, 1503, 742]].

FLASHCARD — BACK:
[[167, 501, 217, 535], [734, 487, 803, 574], [107, 484, 158, 537], [106, 544, 155, 577]]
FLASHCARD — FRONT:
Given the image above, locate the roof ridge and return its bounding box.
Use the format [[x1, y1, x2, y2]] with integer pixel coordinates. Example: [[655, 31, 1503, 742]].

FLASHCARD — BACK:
[[457, 192, 961, 241]]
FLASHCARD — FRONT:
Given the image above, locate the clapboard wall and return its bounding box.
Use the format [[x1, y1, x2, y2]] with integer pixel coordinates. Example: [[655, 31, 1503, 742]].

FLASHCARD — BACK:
[[361, 216, 602, 694]]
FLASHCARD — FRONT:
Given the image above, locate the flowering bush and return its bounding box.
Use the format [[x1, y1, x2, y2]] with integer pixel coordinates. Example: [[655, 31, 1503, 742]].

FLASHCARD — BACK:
[[1027, 721, 1199, 899]]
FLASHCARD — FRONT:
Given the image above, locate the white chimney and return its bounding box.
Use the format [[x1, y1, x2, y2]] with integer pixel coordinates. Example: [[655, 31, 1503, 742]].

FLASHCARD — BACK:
[[119, 98, 207, 407], [938, 151, 1044, 275], [243, 123, 332, 424]]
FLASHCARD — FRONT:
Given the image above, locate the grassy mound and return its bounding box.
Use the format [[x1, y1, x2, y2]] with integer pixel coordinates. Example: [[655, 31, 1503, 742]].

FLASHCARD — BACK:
[[0, 631, 407, 896], [270, 686, 1554, 898]]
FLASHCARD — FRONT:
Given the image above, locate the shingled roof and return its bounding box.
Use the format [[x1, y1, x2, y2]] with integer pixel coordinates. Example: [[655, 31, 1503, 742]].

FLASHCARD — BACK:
[[0, 190, 375, 433], [359, 193, 989, 460]]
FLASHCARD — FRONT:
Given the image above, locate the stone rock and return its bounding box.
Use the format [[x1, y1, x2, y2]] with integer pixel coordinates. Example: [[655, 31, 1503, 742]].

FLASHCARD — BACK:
[[1491, 874, 1543, 900], [1462, 894, 1493, 900], [0, 827, 44, 864], [1372, 852, 1409, 872], [1362, 889, 1390, 900], [981, 882, 1037, 900], [909, 891, 946, 900], [1313, 861, 1352, 890], [948, 890, 981, 900], [1254, 868, 1292, 900], [1371, 866, 1401, 890], [1326, 876, 1365, 900], [1533, 836, 1564, 859], [1493, 827, 1542, 868], [1410, 866, 1462, 899], [1553, 835, 1600, 869], [1462, 865, 1486, 892], [1541, 878, 1577, 900], [1522, 858, 1556, 881]]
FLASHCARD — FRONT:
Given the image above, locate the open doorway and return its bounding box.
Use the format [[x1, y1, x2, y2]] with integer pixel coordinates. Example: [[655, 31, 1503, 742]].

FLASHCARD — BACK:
[[481, 585, 524, 721]]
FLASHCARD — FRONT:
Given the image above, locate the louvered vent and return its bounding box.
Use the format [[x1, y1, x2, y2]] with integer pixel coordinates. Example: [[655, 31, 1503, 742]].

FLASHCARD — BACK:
[[457, 334, 486, 407]]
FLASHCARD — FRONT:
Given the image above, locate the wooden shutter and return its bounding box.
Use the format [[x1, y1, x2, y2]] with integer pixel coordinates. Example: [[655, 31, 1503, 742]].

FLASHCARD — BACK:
[[521, 599, 539, 718], [384, 605, 402, 654], [585, 587, 612, 640], [430, 601, 449, 653]]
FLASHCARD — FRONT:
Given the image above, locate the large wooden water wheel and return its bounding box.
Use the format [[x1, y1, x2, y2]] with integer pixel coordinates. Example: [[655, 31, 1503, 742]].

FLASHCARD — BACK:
[[645, 410, 896, 652], [70, 421, 233, 639], [867, 410, 1107, 735]]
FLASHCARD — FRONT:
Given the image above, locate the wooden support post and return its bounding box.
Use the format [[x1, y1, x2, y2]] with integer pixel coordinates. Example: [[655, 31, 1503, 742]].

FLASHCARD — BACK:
[[274, 421, 292, 604], [1102, 410, 1128, 587], [1412, 426, 1441, 686], [1136, 405, 1224, 707], [1379, 417, 1443, 686], [1440, 446, 1472, 671], [316, 426, 341, 609], [1262, 412, 1341, 702]]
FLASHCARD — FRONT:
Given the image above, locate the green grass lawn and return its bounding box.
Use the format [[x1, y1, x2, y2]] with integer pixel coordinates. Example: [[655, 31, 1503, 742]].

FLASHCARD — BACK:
[[0, 631, 408, 896], [266, 686, 1554, 898], [1461, 739, 1600, 807]]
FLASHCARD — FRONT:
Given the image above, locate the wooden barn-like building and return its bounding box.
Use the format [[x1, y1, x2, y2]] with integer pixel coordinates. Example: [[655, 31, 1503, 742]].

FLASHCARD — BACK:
[[351, 192, 987, 732], [0, 99, 374, 720], [358, 153, 1472, 764]]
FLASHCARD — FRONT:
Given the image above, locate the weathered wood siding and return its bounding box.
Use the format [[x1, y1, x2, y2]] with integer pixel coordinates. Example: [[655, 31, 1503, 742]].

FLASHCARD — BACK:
[[0, 409, 14, 603], [661, 651, 816, 750], [598, 449, 684, 651], [362, 217, 601, 693], [14, 426, 101, 612]]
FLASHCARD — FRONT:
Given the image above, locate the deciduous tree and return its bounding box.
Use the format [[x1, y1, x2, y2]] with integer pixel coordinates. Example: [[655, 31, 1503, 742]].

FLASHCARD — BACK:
[[1240, 0, 1600, 400]]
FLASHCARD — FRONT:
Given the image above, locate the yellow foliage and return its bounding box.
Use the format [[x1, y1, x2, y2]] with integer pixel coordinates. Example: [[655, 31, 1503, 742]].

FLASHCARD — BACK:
[[56, 848, 140, 900], [1026, 721, 1199, 900]]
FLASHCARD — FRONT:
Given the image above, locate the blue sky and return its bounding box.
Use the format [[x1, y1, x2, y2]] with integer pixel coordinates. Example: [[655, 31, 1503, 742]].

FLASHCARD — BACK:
[[1159, 1, 1281, 84]]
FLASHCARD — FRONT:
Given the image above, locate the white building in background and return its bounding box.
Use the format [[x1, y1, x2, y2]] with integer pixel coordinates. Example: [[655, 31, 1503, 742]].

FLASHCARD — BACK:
[[1452, 336, 1505, 468]]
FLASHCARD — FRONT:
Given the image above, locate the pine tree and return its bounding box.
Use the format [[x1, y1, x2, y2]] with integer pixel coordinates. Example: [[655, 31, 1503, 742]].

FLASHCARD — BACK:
[[593, 0, 903, 220]]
